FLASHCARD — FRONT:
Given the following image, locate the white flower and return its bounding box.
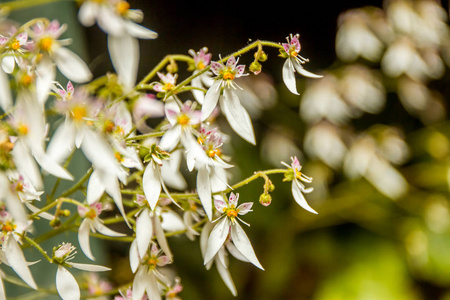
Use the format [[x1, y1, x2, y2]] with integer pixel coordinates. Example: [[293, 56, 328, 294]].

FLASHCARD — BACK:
[[281, 156, 317, 214], [280, 34, 323, 95], [52, 243, 110, 300], [0, 27, 31, 74], [202, 56, 256, 144], [188, 47, 214, 104], [203, 193, 263, 270], [78, 202, 125, 260]]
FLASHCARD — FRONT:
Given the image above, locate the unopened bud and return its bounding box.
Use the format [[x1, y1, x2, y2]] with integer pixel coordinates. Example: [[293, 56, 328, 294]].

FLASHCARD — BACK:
[[256, 51, 268, 62], [60, 209, 71, 217], [268, 183, 275, 192], [259, 193, 272, 206], [249, 61, 262, 75], [167, 62, 178, 74], [50, 218, 61, 228]]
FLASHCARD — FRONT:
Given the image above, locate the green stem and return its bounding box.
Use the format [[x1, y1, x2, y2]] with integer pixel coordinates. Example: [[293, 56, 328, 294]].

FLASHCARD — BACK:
[[58, 167, 93, 198], [0, 0, 73, 11], [20, 234, 52, 262]]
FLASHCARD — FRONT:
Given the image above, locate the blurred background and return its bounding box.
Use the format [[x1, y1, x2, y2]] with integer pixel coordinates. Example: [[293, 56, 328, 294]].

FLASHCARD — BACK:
[[7, 0, 450, 299]]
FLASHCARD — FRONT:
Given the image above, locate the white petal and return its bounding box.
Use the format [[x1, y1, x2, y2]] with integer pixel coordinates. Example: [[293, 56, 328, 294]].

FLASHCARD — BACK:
[[93, 220, 126, 237], [292, 180, 318, 214], [135, 209, 153, 258], [4, 235, 37, 289], [11, 140, 43, 190], [160, 150, 187, 190], [0, 68, 12, 111], [158, 125, 181, 152], [86, 169, 106, 205], [282, 59, 299, 95], [230, 222, 264, 270], [143, 164, 162, 210], [293, 60, 323, 78], [203, 217, 229, 265], [33, 150, 74, 181], [35, 55, 56, 105], [202, 80, 221, 121], [78, 2, 98, 27], [46, 121, 76, 166], [215, 257, 237, 297], [220, 89, 256, 145], [78, 219, 95, 261], [129, 240, 140, 273], [56, 266, 80, 300], [1, 56, 14, 74], [124, 20, 158, 39], [132, 267, 148, 300], [144, 272, 162, 300], [52, 47, 93, 83], [225, 241, 250, 262], [197, 165, 212, 220], [70, 262, 110, 272], [0, 277, 5, 300], [108, 35, 138, 90], [153, 213, 172, 261]]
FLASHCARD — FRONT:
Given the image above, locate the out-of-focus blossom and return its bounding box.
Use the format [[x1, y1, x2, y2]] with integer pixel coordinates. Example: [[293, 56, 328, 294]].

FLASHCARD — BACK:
[[132, 94, 165, 133], [336, 9, 384, 62], [281, 156, 317, 214], [84, 273, 113, 300], [0, 27, 31, 74], [280, 33, 323, 95], [260, 129, 303, 168]]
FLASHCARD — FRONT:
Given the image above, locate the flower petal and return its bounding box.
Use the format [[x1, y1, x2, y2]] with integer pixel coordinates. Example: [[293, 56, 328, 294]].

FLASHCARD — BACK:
[[70, 262, 110, 272], [230, 222, 264, 270], [0, 68, 12, 111], [4, 235, 37, 289], [123, 20, 158, 39], [52, 47, 93, 83], [197, 165, 212, 221], [203, 217, 229, 265], [220, 89, 256, 145], [135, 208, 153, 258], [293, 60, 323, 79], [108, 35, 139, 90], [201, 80, 221, 121], [56, 266, 80, 300], [78, 219, 95, 261], [282, 59, 299, 95], [291, 180, 318, 214], [215, 257, 237, 297], [143, 163, 162, 210]]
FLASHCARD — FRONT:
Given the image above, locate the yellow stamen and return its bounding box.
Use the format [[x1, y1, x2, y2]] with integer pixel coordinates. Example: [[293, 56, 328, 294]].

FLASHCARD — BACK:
[[197, 61, 205, 70], [116, 1, 130, 15], [114, 151, 124, 163], [39, 37, 53, 52], [71, 106, 87, 121], [20, 74, 33, 86], [226, 209, 238, 218], [177, 114, 190, 126], [10, 39, 20, 50], [17, 124, 28, 136], [104, 120, 115, 133], [2, 222, 16, 232], [86, 208, 97, 219], [223, 72, 235, 80]]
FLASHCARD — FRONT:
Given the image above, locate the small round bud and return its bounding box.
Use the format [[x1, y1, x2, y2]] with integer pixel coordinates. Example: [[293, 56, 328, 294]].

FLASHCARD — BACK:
[[61, 209, 71, 217], [268, 184, 275, 192], [249, 61, 262, 75], [259, 193, 272, 206], [166, 63, 178, 74], [50, 218, 62, 228], [258, 51, 268, 62]]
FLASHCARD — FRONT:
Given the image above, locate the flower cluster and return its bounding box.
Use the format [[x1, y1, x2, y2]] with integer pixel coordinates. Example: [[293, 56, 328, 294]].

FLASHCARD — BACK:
[[0, 1, 324, 299]]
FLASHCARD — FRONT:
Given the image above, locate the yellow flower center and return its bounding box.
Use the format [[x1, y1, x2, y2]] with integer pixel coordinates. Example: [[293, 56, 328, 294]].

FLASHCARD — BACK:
[[17, 123, 28, 136], [290, 50, 298, 57], [20, 74, 33, 87], [9, 39, 20, 51], [85, 208, 97, 220], [2, 221, 16, 233], [147, 257, 157, 267], [71, 106, 87, 121], [39, 37, 53, 52], [15, 182, 23, 192], [114, 151, 124, 163], [104, 120, 115, 133], [226, 208, 238, 218], [222, 71, 235, 81], [116, 1, 130, 15], [177, 114, 190, 126], [197, 61, 205, 70]]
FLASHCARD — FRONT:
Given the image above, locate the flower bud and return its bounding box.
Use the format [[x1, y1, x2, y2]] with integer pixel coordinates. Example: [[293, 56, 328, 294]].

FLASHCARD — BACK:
[[50, 217, 62, 228], [259, 193, 272, 206], [249, 61, 262, 75], [256, 51, 268, 62]]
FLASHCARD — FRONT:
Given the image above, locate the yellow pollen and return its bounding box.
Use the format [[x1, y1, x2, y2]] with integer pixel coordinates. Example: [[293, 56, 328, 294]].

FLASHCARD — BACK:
[[21, 74, 33, 86], [2, 222, 16, 232], [40, 37, 53, 52], [86, 209, 97, 219], [206, 149, 216, 158], [116, 1, 130, 15], [147, 257, 157, 266], [190, 202, 197, 211], [226, 209, 238, 218], [197, 137, 205, 145], [71, 106, 87, 121], [17, 124, 28, 136], [114, 151, 124, 163], [10, 39, 20, 50], [197, 61, 205, 70], [164, 83, 174, 91], [223, 72, 235, 81], [15, 182, 23, 192], [291, 50, 298, 57], [177, 114, 190, 126], [104, 120, 115, 133]]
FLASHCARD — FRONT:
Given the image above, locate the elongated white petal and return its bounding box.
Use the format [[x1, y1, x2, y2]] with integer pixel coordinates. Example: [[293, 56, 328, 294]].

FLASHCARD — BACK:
[[132, 267, 148, 300], [93, 220, 125, 237], [136, 209, 153, 258], [230, 222, 264, 270], [143, 164, 162, 210], [292, 180, 318, 214], [145, 271, 162, 300], [204, 217, 229, 265], [220, 89, 256, 145], [33, 150, 74, 181], [124, 20, 158, 39], [56, 266, 80, 300], [159, 125, 181, 152], [0, 173, 28, 223], [215, 257, 237, 297], [191, 75, 205, 104], [70, 262, 110, 272], [161, 150, 187, 190], [108, 35, 139, 90], [86, 169, 106, 205], [78, 219, 95, 261], [46, 121, 76, 166], [202, 80, 221, 121], [0, 277, 5, 300], [197, 166, 212, 220], [5, 235, 37, 289], [282, 59, 299, 95], [25, 203, 54, 220], [293, 60, 323, 78], [225, 241, 250, 262], [2, 56, 14, 74], [153, 213, 172, 261], [129, 240, 140, 273], [78, 1, 98, 27], [36, 55, 56, 105], [12, 139, 43, 190], [53, 47, 93, 83], [0, 67, 12, 111]]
